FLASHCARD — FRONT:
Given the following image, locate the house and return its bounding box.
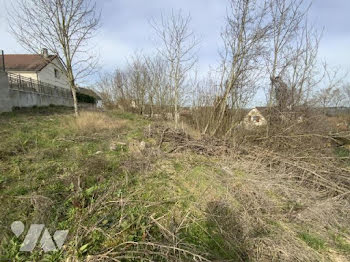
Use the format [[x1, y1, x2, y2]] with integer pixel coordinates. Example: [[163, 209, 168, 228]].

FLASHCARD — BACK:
[[244, 107, 268, 128], [4, 49, 69, 89], [0, 49, 102, 112]]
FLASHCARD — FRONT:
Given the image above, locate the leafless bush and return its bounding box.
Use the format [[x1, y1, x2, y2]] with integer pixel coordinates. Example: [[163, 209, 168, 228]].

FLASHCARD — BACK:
[[97, 53, 174, 116]]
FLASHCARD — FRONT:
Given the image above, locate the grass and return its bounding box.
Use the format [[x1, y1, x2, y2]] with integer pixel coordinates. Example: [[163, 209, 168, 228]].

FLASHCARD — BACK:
[[0, 107, 349, 261], [334, 147, 350, 166], [333, 234, 350, 253], [298, 231, 327, 251], [335, 147, 350, 157], [0, 108, 244, 261], [0, 108, 136, 260]]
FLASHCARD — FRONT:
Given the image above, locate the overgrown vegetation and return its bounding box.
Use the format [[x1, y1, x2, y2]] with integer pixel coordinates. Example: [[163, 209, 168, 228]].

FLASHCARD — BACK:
[[0, 108, 349, 261], [2, 0, 350, 261]]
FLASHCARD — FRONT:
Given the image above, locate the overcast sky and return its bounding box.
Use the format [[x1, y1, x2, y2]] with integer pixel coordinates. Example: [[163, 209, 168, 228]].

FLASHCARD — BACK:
[[0, 0, 349, 103]]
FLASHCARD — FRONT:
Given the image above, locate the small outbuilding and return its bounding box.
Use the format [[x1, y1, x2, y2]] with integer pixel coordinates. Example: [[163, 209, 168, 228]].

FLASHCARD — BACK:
[[76, 87, 102, 108], [243, 107, 268, 128]]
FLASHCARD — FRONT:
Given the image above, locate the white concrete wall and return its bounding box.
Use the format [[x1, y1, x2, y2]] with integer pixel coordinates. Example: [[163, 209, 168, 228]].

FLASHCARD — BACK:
[[0, 72, 73, 113], [38, 58, 69, 89], [9, 89, 73, 108]]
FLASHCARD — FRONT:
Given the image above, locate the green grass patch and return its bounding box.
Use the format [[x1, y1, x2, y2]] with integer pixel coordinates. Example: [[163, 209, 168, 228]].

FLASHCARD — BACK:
[[298, 231, 327, 251], [335, 147, 350, 158]]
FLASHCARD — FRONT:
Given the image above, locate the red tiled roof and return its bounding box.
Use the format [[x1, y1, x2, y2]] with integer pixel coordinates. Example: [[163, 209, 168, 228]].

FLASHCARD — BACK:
[[4, 54, 57, 71]]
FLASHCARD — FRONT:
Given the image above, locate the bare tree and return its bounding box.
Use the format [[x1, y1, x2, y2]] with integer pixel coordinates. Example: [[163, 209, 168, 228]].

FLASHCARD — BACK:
[[97, 53, 171, 115], [317, 88, 344, 109], [316, 65, 347, 109], [191, 72, 222, 133], [284, 22, 321, 108], [206, 0, 269, 136], [343, 83, 350, 107], [151, 10, 198, 129], [266, 0, 309, 104], [260, 0, 326, 137], [8, 0, 100, 116], [144, 55, 171, 117], [343, 84, 350, 106], [124, 53, 150, 115], [269, 23, 320, 112], [97, 71, 115, 108]]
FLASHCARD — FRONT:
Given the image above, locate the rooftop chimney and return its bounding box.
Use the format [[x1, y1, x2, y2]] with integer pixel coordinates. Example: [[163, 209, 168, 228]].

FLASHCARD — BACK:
[[42, 48, 49, 58]]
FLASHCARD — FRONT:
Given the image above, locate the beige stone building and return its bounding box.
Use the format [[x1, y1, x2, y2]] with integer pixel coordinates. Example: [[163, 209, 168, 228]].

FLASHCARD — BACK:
[[243, 107, 268, 128]]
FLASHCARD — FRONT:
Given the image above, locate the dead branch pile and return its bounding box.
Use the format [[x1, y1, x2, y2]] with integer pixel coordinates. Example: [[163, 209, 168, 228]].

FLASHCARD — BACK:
[[138, 122, 350, 261], [147, 124, 234, 156], [147, 122, 350, 199]]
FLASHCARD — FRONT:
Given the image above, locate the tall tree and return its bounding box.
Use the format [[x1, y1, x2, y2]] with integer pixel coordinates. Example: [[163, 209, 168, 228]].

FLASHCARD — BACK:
[[266, 0, 313, 106], [9, 0, 100, 116], [152, 10, 198, 129], [208, 0, 270, 136]]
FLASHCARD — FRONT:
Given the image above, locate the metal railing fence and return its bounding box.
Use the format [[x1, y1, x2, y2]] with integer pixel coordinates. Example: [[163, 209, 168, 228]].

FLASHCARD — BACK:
[[8, 72, 72, 99]]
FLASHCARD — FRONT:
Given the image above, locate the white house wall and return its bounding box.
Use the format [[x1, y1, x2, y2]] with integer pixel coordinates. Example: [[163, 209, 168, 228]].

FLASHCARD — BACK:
[[38, 58, 69, 89]]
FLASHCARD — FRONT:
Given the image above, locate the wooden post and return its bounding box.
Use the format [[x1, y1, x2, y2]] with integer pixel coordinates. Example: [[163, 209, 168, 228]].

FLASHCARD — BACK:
[[18, 74, 22, 90], [1, 50, 5, 71]]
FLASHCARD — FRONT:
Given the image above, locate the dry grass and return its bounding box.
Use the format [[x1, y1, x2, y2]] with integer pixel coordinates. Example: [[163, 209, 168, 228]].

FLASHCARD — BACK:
[[66, 111, 128, 134], [220, 151, 350, 261], [141, 120, 350, 261]]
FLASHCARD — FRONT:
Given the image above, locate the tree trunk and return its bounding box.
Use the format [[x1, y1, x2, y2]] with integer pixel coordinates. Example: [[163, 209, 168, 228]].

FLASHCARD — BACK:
[[69, 77, 78, 117], [212, 83, 232, 136], [174, 99, 179, 129], [71, 86, 78, 117], [174, 80, 179, 129]]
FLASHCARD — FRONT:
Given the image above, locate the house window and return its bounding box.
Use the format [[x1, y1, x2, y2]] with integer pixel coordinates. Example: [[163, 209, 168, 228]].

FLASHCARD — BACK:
[[252, 116, 260, 122], [54, 69, 60, 78]]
